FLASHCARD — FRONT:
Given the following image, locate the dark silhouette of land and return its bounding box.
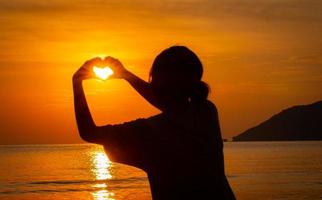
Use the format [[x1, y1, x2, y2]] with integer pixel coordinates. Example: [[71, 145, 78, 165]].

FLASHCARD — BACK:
[[233, 100, 322, 141]]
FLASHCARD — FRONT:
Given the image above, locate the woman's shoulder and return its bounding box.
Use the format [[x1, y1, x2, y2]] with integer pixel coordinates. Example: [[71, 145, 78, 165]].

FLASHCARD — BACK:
[[203, 100, 218, 111], [195, 100, 218, 117], [122, 100, 219, 130], [145, 113, 166, 126]]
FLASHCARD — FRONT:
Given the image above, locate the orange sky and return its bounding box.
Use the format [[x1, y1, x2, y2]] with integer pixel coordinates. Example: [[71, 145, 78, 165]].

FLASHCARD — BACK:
[[0, 0, 322, 144]]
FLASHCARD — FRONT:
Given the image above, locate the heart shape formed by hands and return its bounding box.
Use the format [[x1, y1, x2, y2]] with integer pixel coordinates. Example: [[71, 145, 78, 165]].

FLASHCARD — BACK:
[[93, 66, 113, 80]]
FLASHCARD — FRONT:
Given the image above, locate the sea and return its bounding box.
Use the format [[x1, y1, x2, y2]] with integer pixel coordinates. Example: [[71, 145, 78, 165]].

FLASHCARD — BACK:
[[0, 141, 321, 200]]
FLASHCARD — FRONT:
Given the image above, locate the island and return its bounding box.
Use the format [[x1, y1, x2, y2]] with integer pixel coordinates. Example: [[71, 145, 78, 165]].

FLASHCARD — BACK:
[[233, 100, 322, 141]]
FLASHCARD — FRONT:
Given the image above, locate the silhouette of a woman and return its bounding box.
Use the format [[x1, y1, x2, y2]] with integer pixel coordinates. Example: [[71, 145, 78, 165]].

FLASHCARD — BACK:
[[73, 46, 236, 199]]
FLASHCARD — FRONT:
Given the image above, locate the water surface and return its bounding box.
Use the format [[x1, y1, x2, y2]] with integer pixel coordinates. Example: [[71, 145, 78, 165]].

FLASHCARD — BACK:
[[0, 141, 321, 199]]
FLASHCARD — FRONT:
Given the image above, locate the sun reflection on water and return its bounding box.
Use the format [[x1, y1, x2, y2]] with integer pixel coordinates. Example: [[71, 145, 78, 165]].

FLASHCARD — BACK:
[[91, 146, 114, 200], [92, 151, 112, 180]]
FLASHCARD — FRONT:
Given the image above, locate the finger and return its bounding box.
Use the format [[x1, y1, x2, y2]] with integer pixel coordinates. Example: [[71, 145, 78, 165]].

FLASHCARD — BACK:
[[88, 57, 102, 63], [107, 73, 118, 80], [104, 56, 119, 65], [84, 57, 98, 65], [104, 56, 115, 62], [84, 57, 103, 69]]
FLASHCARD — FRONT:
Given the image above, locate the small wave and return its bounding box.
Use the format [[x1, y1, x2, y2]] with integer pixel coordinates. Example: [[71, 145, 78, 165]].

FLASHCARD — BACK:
[[110, 177, 147, 183], [29, 179, 104, 185], [1, 177, 148, 195], [28, 177, 147, 186], [1, 187, 106, 195], [2, 177, 149, 195]]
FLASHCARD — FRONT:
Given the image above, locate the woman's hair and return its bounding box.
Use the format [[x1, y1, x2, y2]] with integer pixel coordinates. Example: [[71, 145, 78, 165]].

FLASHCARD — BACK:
[[149, 46, 209, 103]]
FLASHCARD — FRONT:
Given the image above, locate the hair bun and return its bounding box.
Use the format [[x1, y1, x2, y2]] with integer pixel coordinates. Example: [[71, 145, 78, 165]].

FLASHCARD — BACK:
[[190, 81, 209, 102]]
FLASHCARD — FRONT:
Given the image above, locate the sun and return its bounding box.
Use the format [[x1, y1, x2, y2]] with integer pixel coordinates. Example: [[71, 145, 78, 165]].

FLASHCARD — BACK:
[[93, 66, 114, 80]]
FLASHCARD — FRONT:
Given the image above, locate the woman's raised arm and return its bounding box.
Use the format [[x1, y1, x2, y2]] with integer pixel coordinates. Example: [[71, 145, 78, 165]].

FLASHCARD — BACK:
[[73, 56, 162, 143], [72, 57, 102, 143], [104, 57, 163, 111]]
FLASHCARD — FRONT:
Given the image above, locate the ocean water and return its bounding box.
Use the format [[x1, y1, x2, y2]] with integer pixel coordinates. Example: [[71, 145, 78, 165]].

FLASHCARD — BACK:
[[0, 142, 321, 200]]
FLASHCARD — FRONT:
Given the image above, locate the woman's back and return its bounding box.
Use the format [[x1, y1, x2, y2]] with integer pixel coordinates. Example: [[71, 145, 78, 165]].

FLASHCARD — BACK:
[[102, 100, 235, 199], [145, 101, 233, 199]]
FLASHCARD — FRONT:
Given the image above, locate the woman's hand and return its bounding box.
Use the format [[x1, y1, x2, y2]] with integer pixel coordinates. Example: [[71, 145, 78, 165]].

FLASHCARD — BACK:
[[104, 56, 129, 79], [73, 57, 103, 82]]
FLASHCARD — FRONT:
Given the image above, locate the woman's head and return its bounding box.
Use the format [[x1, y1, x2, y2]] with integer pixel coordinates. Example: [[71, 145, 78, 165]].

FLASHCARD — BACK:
[[150, 46, 209, 109]]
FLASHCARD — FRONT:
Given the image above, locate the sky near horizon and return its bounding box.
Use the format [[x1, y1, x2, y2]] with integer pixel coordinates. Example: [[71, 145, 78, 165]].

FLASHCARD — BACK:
[[0, 0, 322, 144]]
